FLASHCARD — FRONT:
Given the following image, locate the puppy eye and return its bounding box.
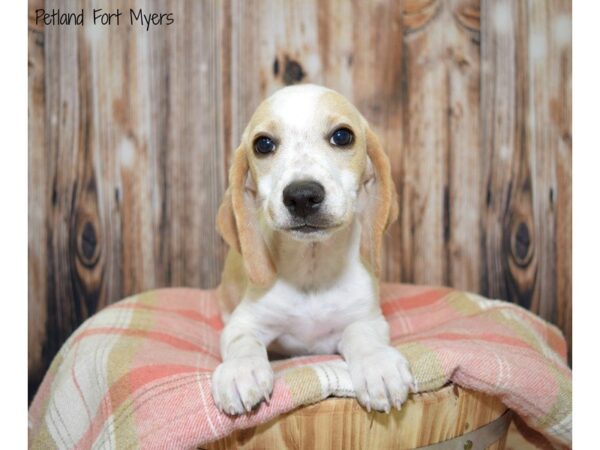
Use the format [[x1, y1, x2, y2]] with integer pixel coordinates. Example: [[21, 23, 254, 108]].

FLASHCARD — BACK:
[[329, 128, 354, 147], [254, 136, 276, 155]]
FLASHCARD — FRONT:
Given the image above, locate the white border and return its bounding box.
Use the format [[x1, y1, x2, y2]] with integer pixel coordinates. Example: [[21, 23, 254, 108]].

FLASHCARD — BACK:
[[0, 0, 28, 446], [573, 0, 600, 447]]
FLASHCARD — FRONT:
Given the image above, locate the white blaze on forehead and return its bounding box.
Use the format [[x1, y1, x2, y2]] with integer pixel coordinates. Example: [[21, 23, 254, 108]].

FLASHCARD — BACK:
[[267, 84, 335, 127]]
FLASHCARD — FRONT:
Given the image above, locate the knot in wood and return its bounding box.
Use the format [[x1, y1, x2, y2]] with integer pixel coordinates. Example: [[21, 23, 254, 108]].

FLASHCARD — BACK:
[[511, 221, 533, 267], [76, 220, 100, 267], [283, 58, 305, 85]]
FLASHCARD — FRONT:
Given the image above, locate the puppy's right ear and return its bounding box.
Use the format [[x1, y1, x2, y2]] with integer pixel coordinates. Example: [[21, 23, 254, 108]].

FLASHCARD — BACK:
[[216, 146, 276, 287]]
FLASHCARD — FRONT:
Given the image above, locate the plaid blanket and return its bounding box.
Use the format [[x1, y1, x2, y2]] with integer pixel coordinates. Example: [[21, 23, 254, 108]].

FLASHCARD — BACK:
[[28, 284, 571, 449]]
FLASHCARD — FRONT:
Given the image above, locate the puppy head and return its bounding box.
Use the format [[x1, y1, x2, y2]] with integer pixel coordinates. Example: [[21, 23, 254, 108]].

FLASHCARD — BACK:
[[218, 84, 398, 285]]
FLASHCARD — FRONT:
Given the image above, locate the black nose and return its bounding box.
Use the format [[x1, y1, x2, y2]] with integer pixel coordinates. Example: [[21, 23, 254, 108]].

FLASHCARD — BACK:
[[282, 181, 325, 218]]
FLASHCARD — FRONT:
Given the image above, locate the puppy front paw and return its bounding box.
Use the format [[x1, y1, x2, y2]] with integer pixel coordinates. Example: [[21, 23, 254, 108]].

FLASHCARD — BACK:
[[348, 346, 415, 413], [211, 356, 274, 415]]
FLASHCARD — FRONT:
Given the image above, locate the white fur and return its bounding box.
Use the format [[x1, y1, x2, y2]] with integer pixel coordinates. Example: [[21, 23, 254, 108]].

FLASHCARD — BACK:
[[211, 85, 414, 415]]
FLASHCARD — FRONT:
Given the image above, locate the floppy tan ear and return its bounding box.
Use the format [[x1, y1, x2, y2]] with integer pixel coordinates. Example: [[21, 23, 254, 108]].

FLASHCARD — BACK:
[[359, 127, 399, 278], [216, 147, 276, 287]]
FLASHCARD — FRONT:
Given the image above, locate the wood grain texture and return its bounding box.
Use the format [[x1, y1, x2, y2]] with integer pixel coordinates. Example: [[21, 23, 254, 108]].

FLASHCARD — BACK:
[[400, 0, 482, 289], [28, 0, 572, 400], [203, 385, 508, 450], [28, 0, 48, 398], [480, 0, 571, 358], [28, 0, 228, 401]]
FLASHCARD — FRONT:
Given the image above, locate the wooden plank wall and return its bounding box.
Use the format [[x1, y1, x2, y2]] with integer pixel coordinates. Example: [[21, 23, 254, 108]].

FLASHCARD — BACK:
[[28, 0, 572, 401]]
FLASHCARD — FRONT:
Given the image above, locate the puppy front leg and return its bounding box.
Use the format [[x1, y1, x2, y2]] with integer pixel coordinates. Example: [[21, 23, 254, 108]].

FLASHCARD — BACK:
[[338, 315, 415, 412], [211, 306, 275, 415]]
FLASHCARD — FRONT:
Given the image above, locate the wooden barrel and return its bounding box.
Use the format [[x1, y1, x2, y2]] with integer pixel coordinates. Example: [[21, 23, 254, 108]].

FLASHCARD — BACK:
[[203, 385, 511, 449]]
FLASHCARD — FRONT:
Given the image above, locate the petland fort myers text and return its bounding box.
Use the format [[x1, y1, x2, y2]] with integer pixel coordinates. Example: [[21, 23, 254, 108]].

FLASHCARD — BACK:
[[35, 8, 174, 31]]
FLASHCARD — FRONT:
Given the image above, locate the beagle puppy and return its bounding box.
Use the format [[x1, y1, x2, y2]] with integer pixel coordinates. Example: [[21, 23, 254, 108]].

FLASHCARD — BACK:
[[211, 84, 414, 415]]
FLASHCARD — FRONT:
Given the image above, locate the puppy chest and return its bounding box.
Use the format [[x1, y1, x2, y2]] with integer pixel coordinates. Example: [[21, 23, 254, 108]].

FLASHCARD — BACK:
[[273, 318, 341, 355], [269, 290, 374, 355]]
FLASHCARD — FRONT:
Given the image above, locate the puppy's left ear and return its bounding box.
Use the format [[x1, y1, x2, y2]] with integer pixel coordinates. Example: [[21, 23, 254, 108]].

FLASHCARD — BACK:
[[359, 127, 399, 278]]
